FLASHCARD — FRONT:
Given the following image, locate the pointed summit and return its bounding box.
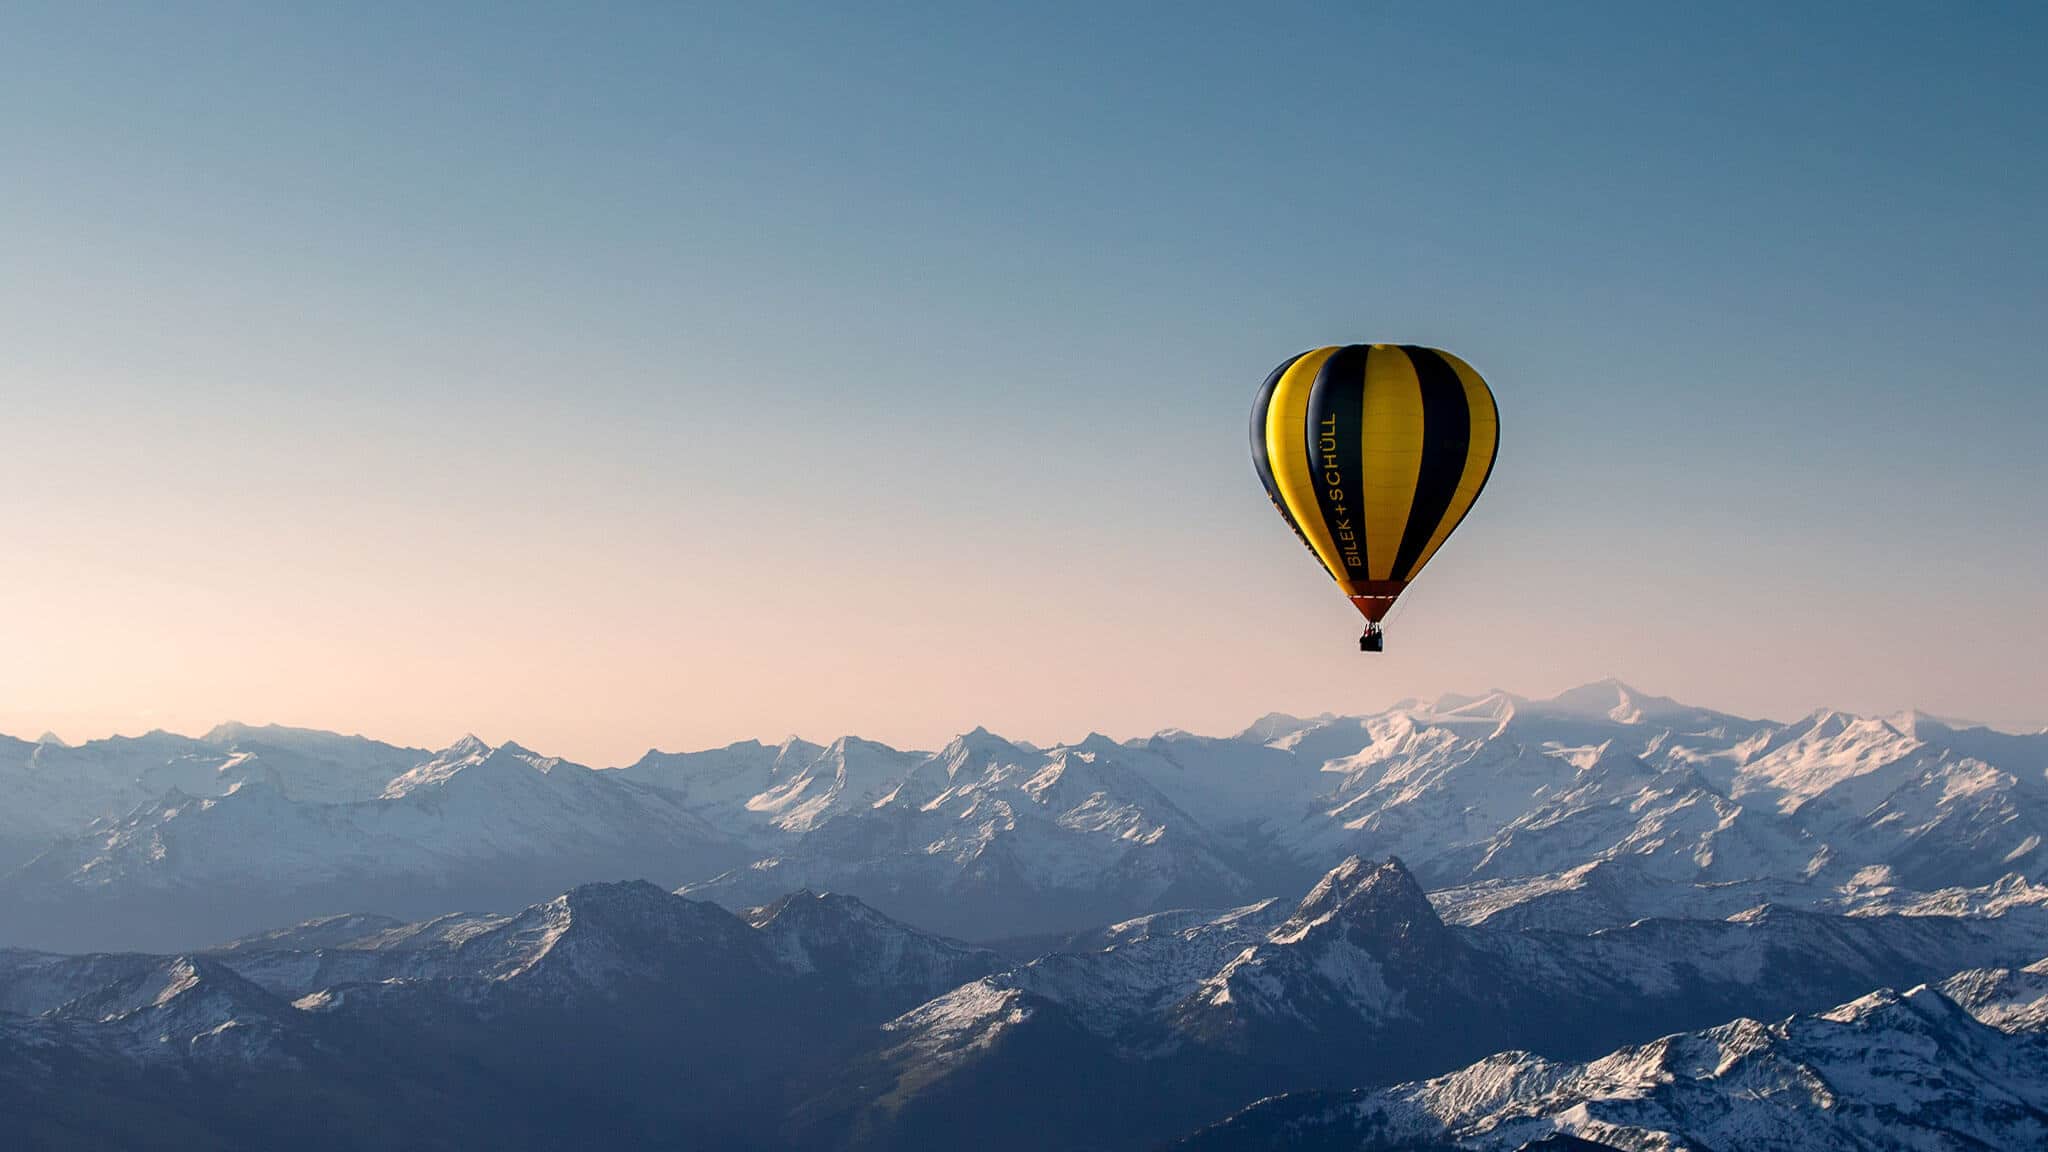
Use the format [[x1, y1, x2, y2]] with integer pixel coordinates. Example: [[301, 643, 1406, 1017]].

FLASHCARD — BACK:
[[940, 726, 1022, 761], [1534, 678, 1688, 724], [441, 734, 491, 758], [380, 734, 501, 796], [1274, 856, 1447, 951]]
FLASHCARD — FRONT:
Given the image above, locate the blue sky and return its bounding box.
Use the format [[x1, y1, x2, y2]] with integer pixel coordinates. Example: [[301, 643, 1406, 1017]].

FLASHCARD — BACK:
[[2, 2, 2042, 760]]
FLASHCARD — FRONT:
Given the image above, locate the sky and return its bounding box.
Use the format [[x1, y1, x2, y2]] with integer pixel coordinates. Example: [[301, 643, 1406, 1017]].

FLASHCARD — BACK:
[[2, 2, 2043, 764]]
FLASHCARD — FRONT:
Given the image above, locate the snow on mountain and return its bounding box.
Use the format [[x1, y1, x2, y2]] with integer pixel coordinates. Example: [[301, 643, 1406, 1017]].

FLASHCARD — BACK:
[[615, 734, 921, 839], [0, 738, 751, 951], [684, 729, 1262, 940], [1176, 975, 2048, 1151], [743, 889, 1000, 1001], [0, 881, 1018, 1151], [1729, 708, 1932, 814], [0, 949, 166, 1016], [1942, 957, 2048, 1035], [1226, 687, 1794, 893], [21, 725, 421, 813], [750, 736, 925, 832], [1525, 678, 1720, 728], [115, 881, 999, 1024], [1149, 854, 2048, 1073], [1177, 858, 1458, 1039], [898, 896, 1291, 1044], [198, 723, 430, 803], [208, 912, 413, 954], [613, 736, 822, 840], [2, 681, 2042, 955], [5, 851, 2043, 1152], [0, 727, 426, 872], [1122, 728, 1331, 845], [1429, 856, 2048, 934], [865, 854, 2046, 1102], [0, 875, 1013, 1152], [85, 883, 763, 1008], [1251, 683, 2044, 902], [44, 955, 314, 1066], [822, 854, 2048, 1152]]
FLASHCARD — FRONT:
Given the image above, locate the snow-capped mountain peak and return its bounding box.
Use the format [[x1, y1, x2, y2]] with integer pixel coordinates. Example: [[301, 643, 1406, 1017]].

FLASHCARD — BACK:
[[1179, 965, 2048, 1152], [442, 733, 490, 757], [1181, 858, 1452, 1032], [1530, 678, 1687, 724]]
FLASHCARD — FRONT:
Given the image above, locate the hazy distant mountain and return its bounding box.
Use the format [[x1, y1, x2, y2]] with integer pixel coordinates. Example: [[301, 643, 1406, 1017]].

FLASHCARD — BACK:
[[683, 728, 1269, 939], [0, 737, 751, 951], [1, 681, 2042, 955], [0, 726, 425, 872], [682, 683, 2043, 942]]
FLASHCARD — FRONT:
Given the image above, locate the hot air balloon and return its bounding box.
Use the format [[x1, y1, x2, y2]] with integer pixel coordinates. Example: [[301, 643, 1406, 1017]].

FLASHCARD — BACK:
[[1250, 344, 1499, 651]]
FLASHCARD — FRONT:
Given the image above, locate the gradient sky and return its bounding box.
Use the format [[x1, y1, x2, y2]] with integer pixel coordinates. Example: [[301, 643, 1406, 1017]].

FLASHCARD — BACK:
[[3, 2, 2043, 764]]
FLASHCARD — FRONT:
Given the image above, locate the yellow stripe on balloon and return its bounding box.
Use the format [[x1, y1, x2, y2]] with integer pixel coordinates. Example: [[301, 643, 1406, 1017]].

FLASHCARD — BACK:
[[1359, 345, 1426, 581], [1264, 346, 1351, 591]]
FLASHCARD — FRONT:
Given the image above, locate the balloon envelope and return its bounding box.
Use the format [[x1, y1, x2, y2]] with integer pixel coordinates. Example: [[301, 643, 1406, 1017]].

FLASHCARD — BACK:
[[1250, 344, 1498, 623]]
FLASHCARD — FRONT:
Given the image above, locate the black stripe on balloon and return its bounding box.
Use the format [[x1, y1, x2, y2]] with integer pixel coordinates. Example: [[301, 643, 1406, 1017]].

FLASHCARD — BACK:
[[1391, 346, 1472, 580], [1304, 344, 1370, 580], [1250, 351, 1307, 532]]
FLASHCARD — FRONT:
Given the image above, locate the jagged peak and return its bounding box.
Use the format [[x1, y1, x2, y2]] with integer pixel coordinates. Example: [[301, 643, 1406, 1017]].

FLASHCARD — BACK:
[[774, 734, 822, 758], [34, 730, 70, 748], [1785, 707, 1916, 744], [440, 733, 491, 758], [939, 726, 1024, 761], [381, 736, 559, 797], [1274, 856, 1444, 946], [1822, 982, 1977, 1036], [1067, 732, 1124, 758], [810, 734, 915, 767], [56, 953, 280, 1024]]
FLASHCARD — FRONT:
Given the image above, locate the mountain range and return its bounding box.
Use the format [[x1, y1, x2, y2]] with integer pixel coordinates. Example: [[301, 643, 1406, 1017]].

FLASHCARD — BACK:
[[0, 856, 2040, 1150], [3, 682, 2045, 1149], [2, 680, 2042, 951], [1179, 958, 2048, 1151]]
